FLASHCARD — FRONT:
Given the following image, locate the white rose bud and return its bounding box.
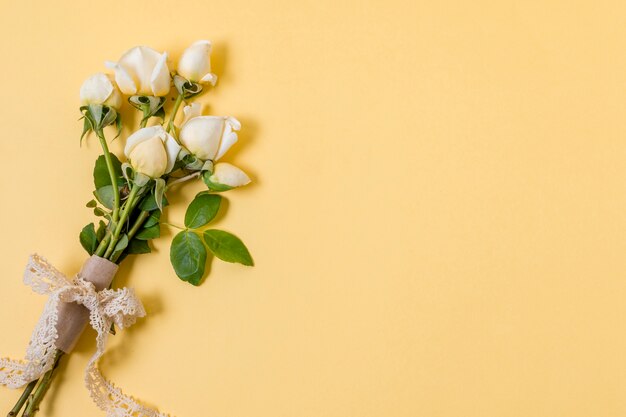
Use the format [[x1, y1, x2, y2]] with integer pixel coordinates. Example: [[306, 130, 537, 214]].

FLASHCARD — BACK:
[[209, 162, 251, 188], [124, 125, 181, 178], [177, 40, 217, 85], [105, 46, 171, 96], [179, 113, 241, 161], [79, 73, 122, 110]]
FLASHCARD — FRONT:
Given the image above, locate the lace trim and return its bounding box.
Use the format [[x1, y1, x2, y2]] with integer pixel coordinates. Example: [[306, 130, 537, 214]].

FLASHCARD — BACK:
[[0, 254, 172, 417]]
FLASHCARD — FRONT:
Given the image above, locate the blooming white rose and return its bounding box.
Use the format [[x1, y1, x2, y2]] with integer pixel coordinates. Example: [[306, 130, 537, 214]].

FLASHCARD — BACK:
[[105, 46, 171, 96], [208, 162, 251, 188], [177, 40, 217, 85], [179, 108, 241, 161], [79, 73, 122, 110], [124, 126, 181, 178]]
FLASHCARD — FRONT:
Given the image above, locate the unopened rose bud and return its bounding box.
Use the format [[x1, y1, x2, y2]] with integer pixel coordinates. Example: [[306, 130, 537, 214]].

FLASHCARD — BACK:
[[178, 110, 240, 162], [124, 126, 181, 178], [177, 40, 217, 86], [80, 73, 122, 110], [208, 162, 251, 188]]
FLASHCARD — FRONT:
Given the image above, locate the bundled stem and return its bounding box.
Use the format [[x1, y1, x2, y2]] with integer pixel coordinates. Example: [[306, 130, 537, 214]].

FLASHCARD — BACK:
[[6, 380, 36, 417], [11, 350, 64, 417], [104, 184, 142, 259]]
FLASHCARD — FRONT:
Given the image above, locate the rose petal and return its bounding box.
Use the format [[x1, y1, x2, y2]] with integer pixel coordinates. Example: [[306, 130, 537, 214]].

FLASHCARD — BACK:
[[151, 52, 171, 96], [125, 125, 166, 158], [210, 162, 251, 187], [215, 117, 241, 160]]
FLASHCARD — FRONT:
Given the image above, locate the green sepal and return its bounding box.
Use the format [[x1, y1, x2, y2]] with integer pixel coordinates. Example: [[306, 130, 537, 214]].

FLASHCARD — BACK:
[[174, 75, 203, 98], [171, 158, 186, 172], [133, 173, 151, 187], [184, 155, 204, 171], [81, 104, 118, 134], [154, 178, 166, 211], [128, 96, 166, 125], [114, 114, 123, 139], [202, 171, 233, 192], [154, 106, 166, 121], [201, 160, 214, 173], [121, 162, 133, 185], [100, 106, 117, 128], [80, 115, 94, 145]]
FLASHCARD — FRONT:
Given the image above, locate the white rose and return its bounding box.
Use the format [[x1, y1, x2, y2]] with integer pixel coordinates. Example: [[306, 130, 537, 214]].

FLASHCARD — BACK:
[[105, 46, 171, 97], [179, 110, 241, 161], [124, 126, 181, 178], [208, 162, 251, 188], [79, 73, 122, 110], [177, 40, 217, 85]]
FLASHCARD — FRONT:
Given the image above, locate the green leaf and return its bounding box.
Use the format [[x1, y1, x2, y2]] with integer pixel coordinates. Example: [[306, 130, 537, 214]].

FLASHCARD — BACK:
[[136, 224, 160, 240], [88, 104, 104, 125], [184, 193, 222, 229], [79, 223, 97, 255], [143, 210, 161, 228], [139, 193, 169, 212], [86, 199, 97, 208], [93, 154, 123, 189], [170, 231, 207, 285], [127, 238, 151, 254], [203, 230, 254, 266], [111, 234, 129, 260], [94, 185, 116, 210], [133, 172, 151, 187], [94, 207, 106, 217], [96, 220, 107, 242]]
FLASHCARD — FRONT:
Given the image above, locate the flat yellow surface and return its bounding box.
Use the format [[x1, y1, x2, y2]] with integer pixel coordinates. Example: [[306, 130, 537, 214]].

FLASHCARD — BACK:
[[1, 0, 626, 416]]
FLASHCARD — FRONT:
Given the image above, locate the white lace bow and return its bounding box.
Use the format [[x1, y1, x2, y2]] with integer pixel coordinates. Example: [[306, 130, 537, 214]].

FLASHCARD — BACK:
[[0, 254, 171, 417]]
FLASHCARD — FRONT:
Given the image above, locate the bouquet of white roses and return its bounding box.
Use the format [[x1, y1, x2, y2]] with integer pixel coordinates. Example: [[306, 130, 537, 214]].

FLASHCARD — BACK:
[[0, 40, 253, 417]]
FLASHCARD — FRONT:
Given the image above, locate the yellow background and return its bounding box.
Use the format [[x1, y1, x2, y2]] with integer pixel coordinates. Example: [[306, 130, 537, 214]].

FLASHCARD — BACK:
[[1, 0, 626, 416]]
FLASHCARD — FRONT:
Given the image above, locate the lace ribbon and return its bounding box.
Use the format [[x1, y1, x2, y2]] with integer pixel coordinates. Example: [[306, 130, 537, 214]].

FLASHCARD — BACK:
[[0, 254, 171, 417]]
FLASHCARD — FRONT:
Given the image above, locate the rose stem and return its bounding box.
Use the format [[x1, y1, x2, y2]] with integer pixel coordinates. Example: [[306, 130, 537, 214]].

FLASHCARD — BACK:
[[95, 128, 121, 224], [6, 379, 37, 417], [21, 350, 64, 417], [166, 93, 184, 134]]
